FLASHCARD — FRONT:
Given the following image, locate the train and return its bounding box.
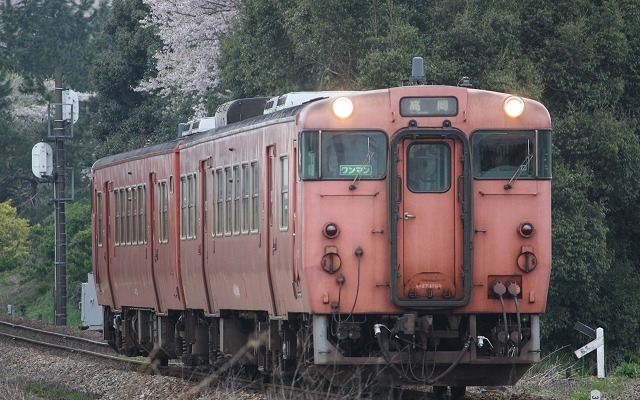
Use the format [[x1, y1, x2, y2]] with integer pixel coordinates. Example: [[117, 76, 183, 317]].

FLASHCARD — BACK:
[[91, 58, 551, 398]]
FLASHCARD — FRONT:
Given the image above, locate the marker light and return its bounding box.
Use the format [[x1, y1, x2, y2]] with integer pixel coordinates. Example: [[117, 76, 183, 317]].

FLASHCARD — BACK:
[[323, 222, 340, 239], [519, 222, 535, 238], [504, 96, 525, 118], [332, 97, 354, 119]]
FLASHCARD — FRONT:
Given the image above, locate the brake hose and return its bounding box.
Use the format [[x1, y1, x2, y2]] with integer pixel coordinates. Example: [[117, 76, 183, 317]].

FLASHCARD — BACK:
[[374, 325, 473, 384], [508, 281, 523, 355], [374, 324, 405, 377], [425, 335, 473, 385], [492, 281, 509, 355]]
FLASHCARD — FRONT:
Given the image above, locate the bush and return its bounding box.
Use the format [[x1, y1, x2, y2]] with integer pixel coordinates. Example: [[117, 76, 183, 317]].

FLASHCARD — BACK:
[[613, 362, 640, 379]]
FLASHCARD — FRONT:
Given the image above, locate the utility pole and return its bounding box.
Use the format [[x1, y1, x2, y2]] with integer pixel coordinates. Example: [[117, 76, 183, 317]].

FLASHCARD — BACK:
[[32, 69, 78, 325], [53, 68, 67, 326]]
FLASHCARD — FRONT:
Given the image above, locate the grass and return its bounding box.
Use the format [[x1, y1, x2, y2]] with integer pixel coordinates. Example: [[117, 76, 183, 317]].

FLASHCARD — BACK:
[[0, 270, 81, 326], [23, 382, 92, 400], [513, 349, 637, 399]]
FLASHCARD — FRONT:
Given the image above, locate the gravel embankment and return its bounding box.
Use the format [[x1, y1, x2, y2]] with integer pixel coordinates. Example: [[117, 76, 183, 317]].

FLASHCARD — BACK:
[[1, 317, 639, 399], [0, 317, 265, 400]]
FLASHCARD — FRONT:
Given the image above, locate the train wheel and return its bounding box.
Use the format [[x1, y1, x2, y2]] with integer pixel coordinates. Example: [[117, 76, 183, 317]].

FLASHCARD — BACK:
[[433, 386, 447, 399], [154, 357, 169, 367], [451, 386, 466, 399], [433, 386, 466, 399]]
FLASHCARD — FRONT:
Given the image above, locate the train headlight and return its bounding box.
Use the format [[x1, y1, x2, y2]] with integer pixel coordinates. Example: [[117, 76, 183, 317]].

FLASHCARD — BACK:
[[332, 97, 354, 119], [503, 96, 525, 118]]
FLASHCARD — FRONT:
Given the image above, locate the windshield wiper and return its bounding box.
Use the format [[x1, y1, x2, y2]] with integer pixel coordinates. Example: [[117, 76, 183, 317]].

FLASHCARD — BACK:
[[349, 150, 373, 190], [504, 153, 533, 190], [349, 137, 374, 191]]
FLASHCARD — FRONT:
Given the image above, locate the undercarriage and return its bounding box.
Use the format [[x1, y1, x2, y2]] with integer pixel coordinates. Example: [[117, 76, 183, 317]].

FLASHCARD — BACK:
[[104, 307, 540, 388]]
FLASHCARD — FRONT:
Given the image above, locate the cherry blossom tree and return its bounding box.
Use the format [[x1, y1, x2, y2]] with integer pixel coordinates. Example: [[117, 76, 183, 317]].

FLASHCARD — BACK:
[[139, 0, 237, 114]]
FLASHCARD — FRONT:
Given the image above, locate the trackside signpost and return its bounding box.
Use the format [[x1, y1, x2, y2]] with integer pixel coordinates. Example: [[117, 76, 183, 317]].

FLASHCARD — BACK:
[[574, 322, 605, 378]]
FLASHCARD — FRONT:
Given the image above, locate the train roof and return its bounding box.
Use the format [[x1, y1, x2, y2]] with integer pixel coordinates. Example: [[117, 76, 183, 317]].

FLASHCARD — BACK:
[[181, 103, 303, 146], [92, 104, 305, 170], [92, 139, 182, 169]]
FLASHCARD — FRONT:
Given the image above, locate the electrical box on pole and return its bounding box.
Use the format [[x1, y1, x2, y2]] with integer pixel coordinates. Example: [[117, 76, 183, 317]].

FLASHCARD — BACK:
[[31, 142, 54, 178], [62, 90, 79, 125]]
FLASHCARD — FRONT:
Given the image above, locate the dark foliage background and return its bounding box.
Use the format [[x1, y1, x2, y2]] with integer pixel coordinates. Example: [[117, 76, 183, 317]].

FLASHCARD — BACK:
[[1, 0, 640, 357]]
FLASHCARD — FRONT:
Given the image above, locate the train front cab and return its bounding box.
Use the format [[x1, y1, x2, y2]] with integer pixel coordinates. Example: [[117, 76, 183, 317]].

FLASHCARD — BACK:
[[299, 88, 552, 391]]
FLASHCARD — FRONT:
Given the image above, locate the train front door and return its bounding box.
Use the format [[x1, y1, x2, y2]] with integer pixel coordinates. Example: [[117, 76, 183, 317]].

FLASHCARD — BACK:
[[392, 134, 471, 307]]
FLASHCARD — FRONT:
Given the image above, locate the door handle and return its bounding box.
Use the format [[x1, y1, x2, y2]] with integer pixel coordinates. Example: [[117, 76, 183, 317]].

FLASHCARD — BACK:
[[404, 212, 416, 220]]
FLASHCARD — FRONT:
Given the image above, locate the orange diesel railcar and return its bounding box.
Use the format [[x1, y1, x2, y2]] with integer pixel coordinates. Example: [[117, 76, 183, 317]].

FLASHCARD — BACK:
[[92, 61, 551, 398]]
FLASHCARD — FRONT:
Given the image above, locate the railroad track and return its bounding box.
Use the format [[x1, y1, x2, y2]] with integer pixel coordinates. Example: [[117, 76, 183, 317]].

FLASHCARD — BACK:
[[0, 319, 116, 356], [0, 318, 451, 399], [1, 319, 428, 399]]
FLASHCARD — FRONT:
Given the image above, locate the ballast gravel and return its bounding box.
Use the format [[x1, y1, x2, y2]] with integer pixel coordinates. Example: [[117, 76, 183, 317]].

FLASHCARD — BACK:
[[0, 318, 266, 400]]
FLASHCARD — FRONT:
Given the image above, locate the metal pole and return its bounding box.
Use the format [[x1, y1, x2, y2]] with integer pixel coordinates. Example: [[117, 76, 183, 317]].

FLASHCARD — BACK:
[[596, 327, 605, 378], [53, 68, 67, 326]]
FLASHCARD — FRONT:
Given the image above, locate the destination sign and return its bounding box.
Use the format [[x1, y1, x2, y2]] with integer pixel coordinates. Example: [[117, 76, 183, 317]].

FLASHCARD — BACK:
[[400, 96, 458, 117]]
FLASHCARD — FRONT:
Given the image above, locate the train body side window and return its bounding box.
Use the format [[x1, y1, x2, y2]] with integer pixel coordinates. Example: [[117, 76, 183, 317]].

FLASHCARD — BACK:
[[181, 176, 187, 239], [280, 155, 289, 230], [139, 184, 146, 244], [114, 189, 120, 245], [97, 191, 103, 247], [180, 173, 197, 240], [233, 165, 240, 234], [216, 168, 224, 236], [225, 166, 232, 235], [131, 186, 138, 245], [251, 161, 259, 233], [211, 169, 216, 237], [189, 174, 196, 239], [126, 187, 132, 245], [242, 163, 249, 233], [119, 188, 126, 245], [158, 180, 169, 244]]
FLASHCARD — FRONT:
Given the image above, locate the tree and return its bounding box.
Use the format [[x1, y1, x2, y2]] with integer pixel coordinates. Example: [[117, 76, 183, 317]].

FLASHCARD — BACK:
[[0, 200, 30, 271], [217, 0, 302, 98], [22, 202, 92, 313], [91, 0, 191, 157], [0, 0, 107, 92], [65, 203, 92, 307], [138, 0, 236, 114], [0, 71, 48, 217], [218, 0, 427, 97]]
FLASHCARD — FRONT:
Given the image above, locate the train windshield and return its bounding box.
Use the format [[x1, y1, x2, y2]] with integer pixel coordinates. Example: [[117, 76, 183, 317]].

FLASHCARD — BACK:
[[300, 130, 387, 180], [472, 130, 552, 179]]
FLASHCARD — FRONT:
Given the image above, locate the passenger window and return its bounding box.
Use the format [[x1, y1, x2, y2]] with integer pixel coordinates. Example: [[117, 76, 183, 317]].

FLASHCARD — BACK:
[[97, 192, 103, 247], [180, 174, 197, 240], [216, 168, 224, 235], [233, 165, 240, 234], [225, 167, 232, 235], [242, 163, 249, 233], [251, 161, 259, 232], [280, 155, 289, 230], [158, 180, 169, 244]]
